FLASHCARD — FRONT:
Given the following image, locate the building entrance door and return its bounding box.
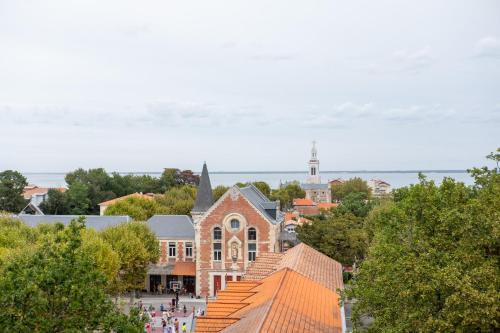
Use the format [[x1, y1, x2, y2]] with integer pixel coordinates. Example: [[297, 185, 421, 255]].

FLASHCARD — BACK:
[[213, 275, 222, 296], [149, 275, 161, 293]]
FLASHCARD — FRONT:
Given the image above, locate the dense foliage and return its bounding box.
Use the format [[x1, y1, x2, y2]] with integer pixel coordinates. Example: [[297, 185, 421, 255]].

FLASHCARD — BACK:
[[270, 182, 306, 209], [347, 168, 500, 332], [0, 170, 28, 213], [104, 197, 168, 220], [331, 177, 372, 202], [298, 209, 369, 265], [40, 168, 200, 215], [0, 217, 147, 332]]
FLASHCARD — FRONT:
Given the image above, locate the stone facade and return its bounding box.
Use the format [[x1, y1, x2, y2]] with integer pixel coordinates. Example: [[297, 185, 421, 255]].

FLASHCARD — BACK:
[[195, 187, 280, 297]]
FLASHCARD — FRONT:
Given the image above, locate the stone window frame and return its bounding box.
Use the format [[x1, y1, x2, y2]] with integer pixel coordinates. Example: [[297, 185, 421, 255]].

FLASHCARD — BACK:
[[246, 226, 258, 262], [185, 241, 193, 258], [168, 241, 176, 258], [212, 226, 223, 262]]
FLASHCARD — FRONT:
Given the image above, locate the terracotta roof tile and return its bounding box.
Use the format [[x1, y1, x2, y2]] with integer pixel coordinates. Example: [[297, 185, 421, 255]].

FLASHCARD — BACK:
[[98, 192, 154, 206], [316, 202, 338, 210], [22, 186, 66, 199], [196, 268, 342, 333], [292, 198, 314, 206], [244, 243, 343, 293]]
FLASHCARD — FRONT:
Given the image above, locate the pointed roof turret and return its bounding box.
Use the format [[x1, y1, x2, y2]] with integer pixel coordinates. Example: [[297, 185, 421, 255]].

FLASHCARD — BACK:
[[192, 162, 214, 214]]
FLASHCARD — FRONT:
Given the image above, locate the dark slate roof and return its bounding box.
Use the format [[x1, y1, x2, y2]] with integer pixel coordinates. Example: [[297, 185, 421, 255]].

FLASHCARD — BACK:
[[15, 215, 131, 231], [300, 183, 330, 190], [146, 215, 194, 239], [192, 162, 213, 213], [239, 184, 280, 224]]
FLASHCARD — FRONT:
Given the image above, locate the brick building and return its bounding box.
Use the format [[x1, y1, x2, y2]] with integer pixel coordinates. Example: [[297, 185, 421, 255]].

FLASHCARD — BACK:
[[193, 163, 282, 297]]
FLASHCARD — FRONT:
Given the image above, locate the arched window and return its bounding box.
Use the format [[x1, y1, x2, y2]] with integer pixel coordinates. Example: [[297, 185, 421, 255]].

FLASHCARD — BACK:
[[213, 227, 222, 240], [247, 227, 257, 262], [248, 227, 257, 241]]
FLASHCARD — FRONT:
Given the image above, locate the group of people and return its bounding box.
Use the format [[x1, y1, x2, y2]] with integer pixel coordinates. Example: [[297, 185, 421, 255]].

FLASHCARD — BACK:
[[139, 301, 190, 333]]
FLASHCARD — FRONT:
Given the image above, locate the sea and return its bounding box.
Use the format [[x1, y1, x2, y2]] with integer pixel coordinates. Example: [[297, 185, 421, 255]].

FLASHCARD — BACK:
[[23, 170, 473, 189]]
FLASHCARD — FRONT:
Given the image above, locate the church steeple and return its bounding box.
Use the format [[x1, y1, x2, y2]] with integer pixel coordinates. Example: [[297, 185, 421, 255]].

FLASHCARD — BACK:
[[191, 162, 214, 223], [307, 141, 321, 184]]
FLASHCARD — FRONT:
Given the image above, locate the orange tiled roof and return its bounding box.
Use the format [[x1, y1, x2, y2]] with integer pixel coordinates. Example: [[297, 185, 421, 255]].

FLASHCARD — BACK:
[[98, 192, 154, 206], [292, 198, 314, 206], [171, 261, 196, 276], [317, 202, 338, 210], [294, 206, 320, 215], [23, 186, 66, 199], [283, 212, 311, 226], [195, 268, 342, 333], [244, 243, 343, 293]]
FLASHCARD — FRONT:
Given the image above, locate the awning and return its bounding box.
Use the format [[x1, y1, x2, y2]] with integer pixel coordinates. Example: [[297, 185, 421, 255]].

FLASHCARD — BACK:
[[172, 262, 196, 276], [147, 264, 174, 275]]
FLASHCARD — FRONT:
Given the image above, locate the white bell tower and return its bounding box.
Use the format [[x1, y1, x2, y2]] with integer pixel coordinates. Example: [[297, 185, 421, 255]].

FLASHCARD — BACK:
[[307, 141, 321, 184]]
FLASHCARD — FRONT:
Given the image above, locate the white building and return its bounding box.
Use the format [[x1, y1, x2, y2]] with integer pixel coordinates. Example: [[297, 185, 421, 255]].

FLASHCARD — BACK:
[[301, 142, 332, 204]]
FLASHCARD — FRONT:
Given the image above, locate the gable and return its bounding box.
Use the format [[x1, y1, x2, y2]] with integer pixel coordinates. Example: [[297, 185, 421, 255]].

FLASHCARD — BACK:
[[198, 186, 275, 229]]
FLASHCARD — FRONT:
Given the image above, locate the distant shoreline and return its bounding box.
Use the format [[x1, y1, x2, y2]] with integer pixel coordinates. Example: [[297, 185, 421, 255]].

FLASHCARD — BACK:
[[21, 170, 468, 175]]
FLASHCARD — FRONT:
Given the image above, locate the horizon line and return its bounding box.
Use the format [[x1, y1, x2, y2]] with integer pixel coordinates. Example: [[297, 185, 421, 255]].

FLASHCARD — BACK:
[[19, 169, 469, 174]]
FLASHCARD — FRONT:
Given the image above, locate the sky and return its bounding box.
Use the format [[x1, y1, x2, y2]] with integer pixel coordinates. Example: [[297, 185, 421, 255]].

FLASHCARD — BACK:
[[0, 0, 499, 172]]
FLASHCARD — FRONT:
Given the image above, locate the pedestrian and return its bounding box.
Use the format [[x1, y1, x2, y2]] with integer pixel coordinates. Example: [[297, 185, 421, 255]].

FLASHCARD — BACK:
[[162, 318, 167, 328], [167, 326, 173, 333], [166, 310, 171, 323], [145, 322, 152, 333], [160, 303, 165, 312], [183, 305, 187, 315], [182, 322, 187, 333], [174, 318, 179, 333]]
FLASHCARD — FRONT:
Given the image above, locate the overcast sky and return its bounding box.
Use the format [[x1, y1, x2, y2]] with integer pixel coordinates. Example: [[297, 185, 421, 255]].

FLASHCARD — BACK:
[[1, 0, 499, 172]]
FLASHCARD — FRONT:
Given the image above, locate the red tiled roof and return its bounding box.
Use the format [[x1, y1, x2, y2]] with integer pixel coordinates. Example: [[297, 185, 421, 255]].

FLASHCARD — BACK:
[[23, 186, 66, 199], [195, 268, 343, 333], [98, 192, 154, 206], [317, 202, 338, 210], [171, 262, 196, 276], [244, 243, 344, 293], [294, 206, 320, 215], [292, 198, 314, 206], [283, 212, 311, 226]]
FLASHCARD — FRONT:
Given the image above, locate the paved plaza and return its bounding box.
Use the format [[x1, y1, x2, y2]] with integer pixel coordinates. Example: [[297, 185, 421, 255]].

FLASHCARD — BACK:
[[122, 294, 207, 332]]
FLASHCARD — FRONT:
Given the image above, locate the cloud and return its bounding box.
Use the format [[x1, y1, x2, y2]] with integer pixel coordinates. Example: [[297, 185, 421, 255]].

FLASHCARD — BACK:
[[392, 46, 434, 73], [474, 36, 500, 58], [250, 53, 296, 61]]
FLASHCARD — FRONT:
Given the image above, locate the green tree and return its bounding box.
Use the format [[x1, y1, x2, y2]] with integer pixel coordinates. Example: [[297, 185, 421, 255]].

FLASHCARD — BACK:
[[0, 218, 144, 332], [0, 215, 36, 261], [486, 147, 500, 170], [331, 177, 371, 202], [213, 185, 229, 201], [336, 192, 374, 217], [100, 222, 159, 295], [105, 197, 168, 221], [270, 182, 306, 209], [39, 188, 69, 214], [297, 210, 368, 265], [347, 171, 500, 332], [80, 229, 121, 287], [65, 168, 115, 214], [155, 185, 197, 215], [0, 170, 28, 213], [66, 181, 91, 215]]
